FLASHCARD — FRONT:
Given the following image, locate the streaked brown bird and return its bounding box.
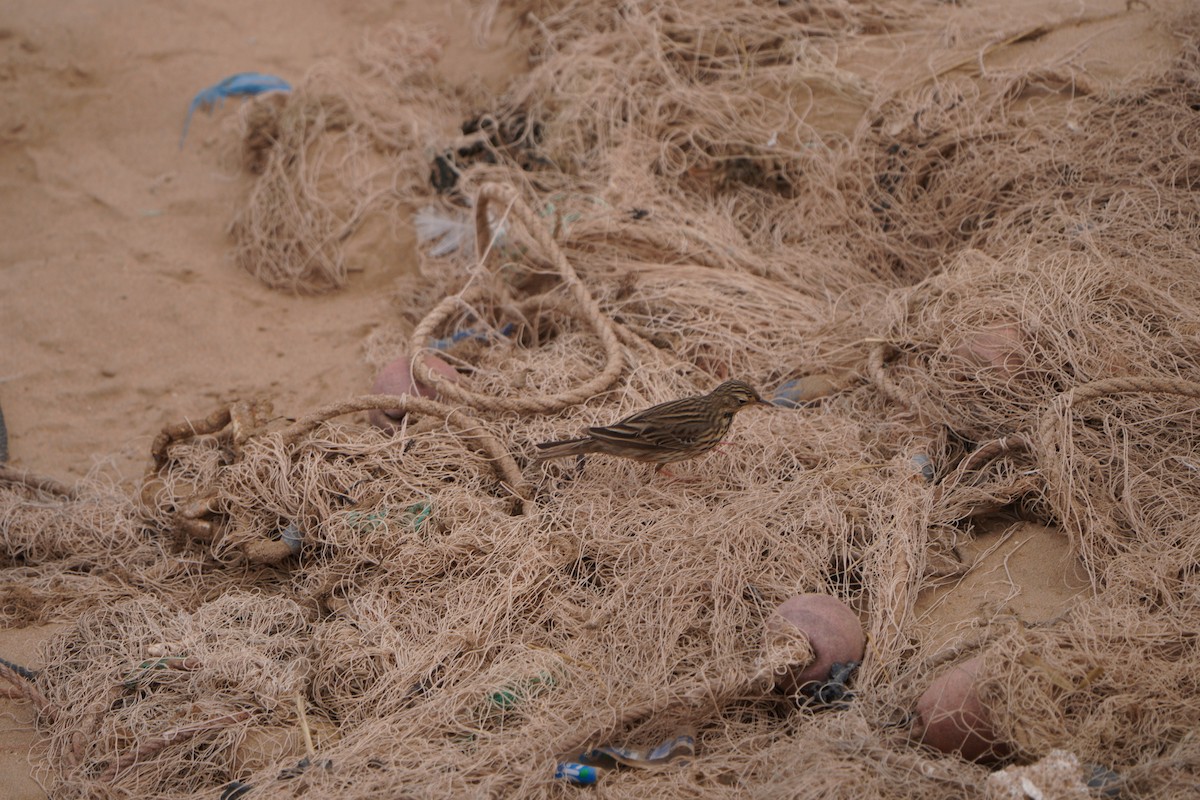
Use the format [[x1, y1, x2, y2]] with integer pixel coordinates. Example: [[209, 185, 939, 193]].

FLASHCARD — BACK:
[[533, 379, 770, 476]]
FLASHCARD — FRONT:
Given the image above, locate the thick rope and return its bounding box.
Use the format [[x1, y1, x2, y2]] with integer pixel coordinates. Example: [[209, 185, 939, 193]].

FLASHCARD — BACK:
[[867, 341, 922, 418], [0, 659, 55, 722], [1053, 375, 1200, 407], [409, 183, 625, 414], [0, 465, 78, 499], [1037, 376, 1200, 482]]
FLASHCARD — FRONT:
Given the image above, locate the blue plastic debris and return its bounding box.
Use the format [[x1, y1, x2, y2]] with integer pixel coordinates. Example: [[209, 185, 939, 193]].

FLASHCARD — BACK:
[[556, 733, 694, 786], [281, 522, 304, 554], [770, 374, 840, 408], [554, 762, 600, 785], [1084, 763, 1123, 798], [181, 72, 291, 148], [430, 322, 517, 351], [911, 453, 936, 483], [771, 379, 807, 408]]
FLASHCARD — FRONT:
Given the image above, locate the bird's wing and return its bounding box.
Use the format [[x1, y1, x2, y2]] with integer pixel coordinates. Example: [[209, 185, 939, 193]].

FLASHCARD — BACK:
[[584, 422, 687, 453], [586, 397, 711, 451]]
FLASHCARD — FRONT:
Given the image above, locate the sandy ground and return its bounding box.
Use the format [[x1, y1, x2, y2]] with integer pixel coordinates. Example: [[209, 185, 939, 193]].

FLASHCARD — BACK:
[[0, 0, 1183, 796], [0, 2, 526, 794]]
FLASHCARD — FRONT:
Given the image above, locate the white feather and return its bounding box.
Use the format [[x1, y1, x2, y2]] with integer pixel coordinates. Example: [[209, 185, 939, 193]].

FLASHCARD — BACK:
[[413, 206, 507, 258]]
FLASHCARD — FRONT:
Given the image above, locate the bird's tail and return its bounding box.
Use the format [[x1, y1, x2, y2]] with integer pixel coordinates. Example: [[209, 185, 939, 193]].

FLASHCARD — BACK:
[[532, 437, 594, 462]]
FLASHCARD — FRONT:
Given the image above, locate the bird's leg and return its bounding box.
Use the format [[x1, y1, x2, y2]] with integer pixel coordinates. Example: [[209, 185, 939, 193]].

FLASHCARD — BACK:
[[652, 463, 700, 483]]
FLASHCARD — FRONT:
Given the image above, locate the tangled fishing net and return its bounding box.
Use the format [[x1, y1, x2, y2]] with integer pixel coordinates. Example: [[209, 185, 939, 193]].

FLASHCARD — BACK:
[[4, 1, 1200, 797]]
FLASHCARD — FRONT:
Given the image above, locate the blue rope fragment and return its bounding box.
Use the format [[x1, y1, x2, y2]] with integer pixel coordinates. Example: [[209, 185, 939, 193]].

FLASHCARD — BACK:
[[180, 72, 291, 148]]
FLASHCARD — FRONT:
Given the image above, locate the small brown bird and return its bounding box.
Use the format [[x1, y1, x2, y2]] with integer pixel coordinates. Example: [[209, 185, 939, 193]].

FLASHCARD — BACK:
[[533, 379, 769, 476]]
